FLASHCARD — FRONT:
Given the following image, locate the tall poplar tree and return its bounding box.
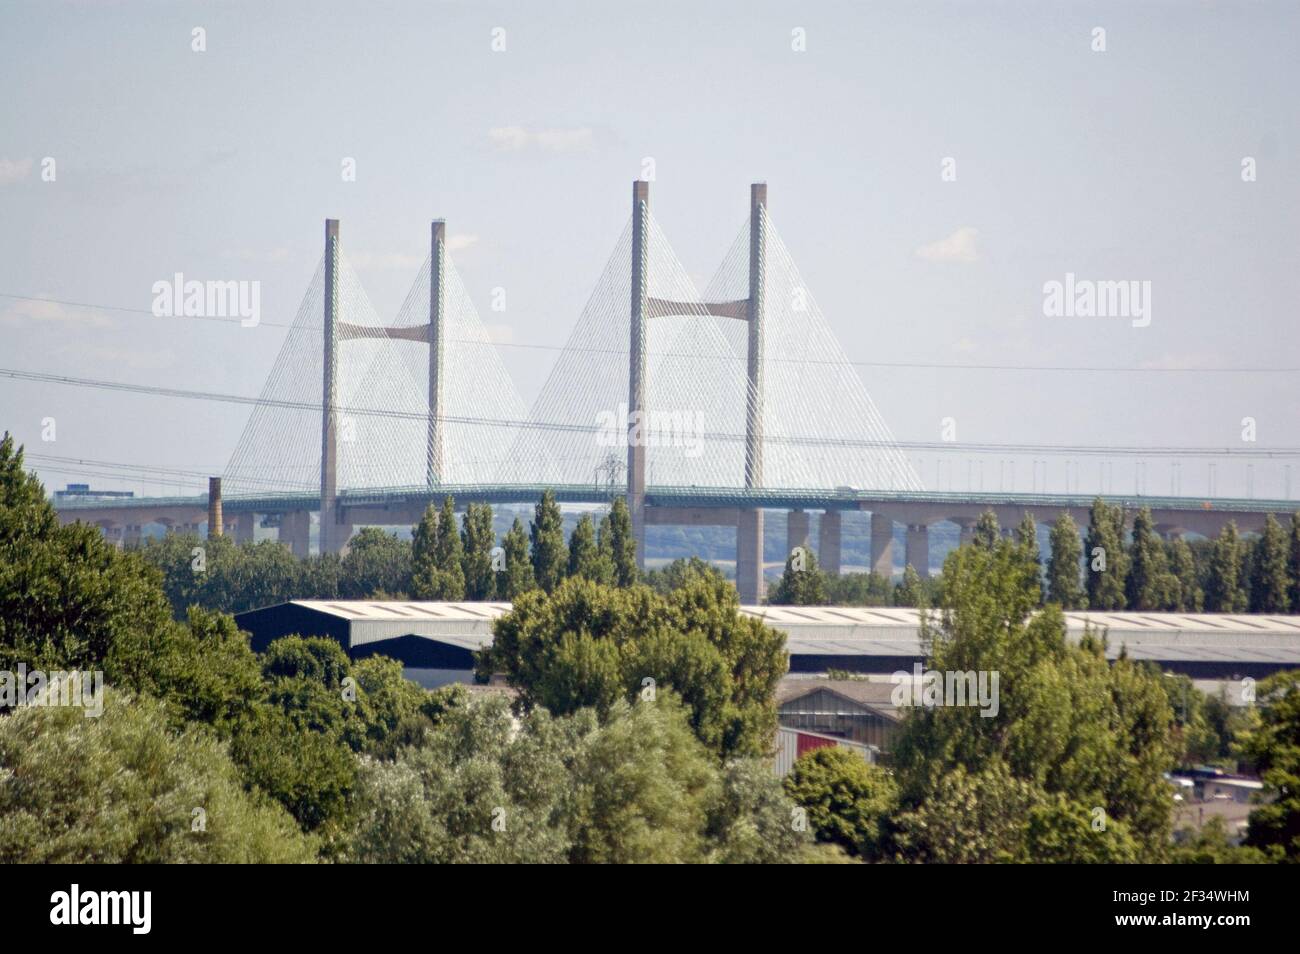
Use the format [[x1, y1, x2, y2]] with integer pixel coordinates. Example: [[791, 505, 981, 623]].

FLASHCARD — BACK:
[[1015, 512, 1042, 603], [605, 496, 639, 587], [530, 490, 568, 593], [1248, 514, 1290, 614], [497, 516, 535, 600], [972, 510, 1000, 550], [1125, 508, 1175, 611], [769, 546, 826, 605], [568, 514, 612, 583], [1045, 513, 1085, 609], [1168, 538, 1203, 613], [1204, 522, 1247, 613], [1084, 499, 1127, 611], [1287, 513, 1300, 613], [430, 496, 466, 600], [460, 502, 496, 600], [411, 503, 441, 600]]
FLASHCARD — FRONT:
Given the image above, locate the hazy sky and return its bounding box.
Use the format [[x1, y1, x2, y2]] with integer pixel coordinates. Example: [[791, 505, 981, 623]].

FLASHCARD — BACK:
[[2, 0, 1298, 499]]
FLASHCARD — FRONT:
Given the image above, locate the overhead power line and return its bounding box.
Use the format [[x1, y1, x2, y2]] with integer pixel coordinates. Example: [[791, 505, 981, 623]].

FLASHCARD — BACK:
[[4, 364, 1298, 459], [3, 291, 1295, 374]]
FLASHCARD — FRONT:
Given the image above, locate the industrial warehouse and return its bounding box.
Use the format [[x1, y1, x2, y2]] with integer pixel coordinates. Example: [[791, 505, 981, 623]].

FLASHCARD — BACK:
[[233, 599, 1293, 770], [234, 600, 1300, 685]]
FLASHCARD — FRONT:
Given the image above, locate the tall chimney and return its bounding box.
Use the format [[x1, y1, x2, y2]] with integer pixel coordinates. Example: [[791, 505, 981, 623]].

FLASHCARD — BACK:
[[207, 477, 223, 539]]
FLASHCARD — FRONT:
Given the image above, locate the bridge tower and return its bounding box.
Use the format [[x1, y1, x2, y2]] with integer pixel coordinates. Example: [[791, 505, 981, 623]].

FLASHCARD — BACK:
[[320, 219, 341, 553], [735, 183, 767, 603], [318, 218, 448, 554], [625, 182, 770, 601], [427, 220, 447, 489], [627, 181, 650, 567]]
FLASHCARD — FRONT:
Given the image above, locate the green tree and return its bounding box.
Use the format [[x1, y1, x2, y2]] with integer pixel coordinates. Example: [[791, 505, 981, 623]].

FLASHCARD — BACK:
[[411, 503, 440, 599], [823, 571, 895, 607], [0, 434, 188, 693], [349, 694, 573, 864], [1288, 513, 1300, 613], [1084, 499, 1128, 610], [1015, 512, 1042, 603], [605, 496, 639, 587], [1045, 513, 1085, 609], [530, 490, 568, 593], [1164, 674, 1237, 767], [353, 692, 771, 864], [1239, 670, 1300, 861], [497, 516, 535, 599], [972, 509, 1000, 550], [0, 687, 315, 863], [890, 761, 1043, 863], [1248, 514, 1290, 614], [567, 514, 612, 584], [707, 758, 810, 863], [1168, 538, 1204, 613], [234, 635, 426, 845], [340, 527, 412, 599], [1015, 512, 1039, 564], [1172, 818, 1270, 864], [768, 545, 826, 605], [481, 575, 786, 759], [1204, 522, 1248, 613], [1022, 793, 1141, 864], [460, 502, 496, 600], [890, 536, 1177, 861], [568, 697, 719, 864], [894, 564, 923, 607], [643, 556, 727, 595], [1126, 507, 1176, 611], [783, 746, 896, 859], [411, 498, 465, 600], [433, 497, 466, 599]]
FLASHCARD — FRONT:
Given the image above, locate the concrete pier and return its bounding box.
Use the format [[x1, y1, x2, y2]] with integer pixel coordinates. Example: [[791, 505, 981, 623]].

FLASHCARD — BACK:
[[870, 511, 894, 577], [820, 509, 842, 575]]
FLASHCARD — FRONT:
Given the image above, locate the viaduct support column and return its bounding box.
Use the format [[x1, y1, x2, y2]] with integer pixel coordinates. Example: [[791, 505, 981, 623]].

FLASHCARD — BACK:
[[234, 512, 256, 544], [870, 512, 895, 577], [427, 220, 446, 488], [737, 510, 764, 604], [627, 181, 649, 569], [281, 511, 311, 558], [787, 510, 810, 556], [820, 510, 842, 576], [906, 523, 931, 579], [320, 218, 341, 554]]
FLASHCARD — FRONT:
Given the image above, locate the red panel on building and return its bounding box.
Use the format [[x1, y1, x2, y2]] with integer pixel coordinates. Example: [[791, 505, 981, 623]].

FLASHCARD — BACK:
[[795, 732, 836, 758]]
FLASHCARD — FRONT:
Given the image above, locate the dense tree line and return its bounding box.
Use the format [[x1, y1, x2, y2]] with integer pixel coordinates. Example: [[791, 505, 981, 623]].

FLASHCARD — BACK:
[[138, 491, 642, 618], [772, 501, 1300, 616]]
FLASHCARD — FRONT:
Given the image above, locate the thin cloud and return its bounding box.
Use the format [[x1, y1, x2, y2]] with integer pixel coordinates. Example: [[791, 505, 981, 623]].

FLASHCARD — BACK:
[[915, 226, 980, 264], [0, 157, 34, 185], [488, 126, 594, 153], [0, 296, 114, 329]]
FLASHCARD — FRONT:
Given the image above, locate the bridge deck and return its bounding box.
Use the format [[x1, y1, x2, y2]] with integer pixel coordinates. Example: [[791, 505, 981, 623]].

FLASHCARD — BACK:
[[52, 483, 1300, 516]]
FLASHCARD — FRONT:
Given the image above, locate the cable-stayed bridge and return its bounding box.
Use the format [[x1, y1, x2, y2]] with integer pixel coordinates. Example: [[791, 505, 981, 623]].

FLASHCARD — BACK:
[[51, 181, 1300, 601]]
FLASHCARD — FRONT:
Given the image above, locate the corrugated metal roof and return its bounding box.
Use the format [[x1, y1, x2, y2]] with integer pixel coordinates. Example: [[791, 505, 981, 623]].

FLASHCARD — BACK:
[[262, 600, 1300, 665], [291, 600, 513, 622]]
